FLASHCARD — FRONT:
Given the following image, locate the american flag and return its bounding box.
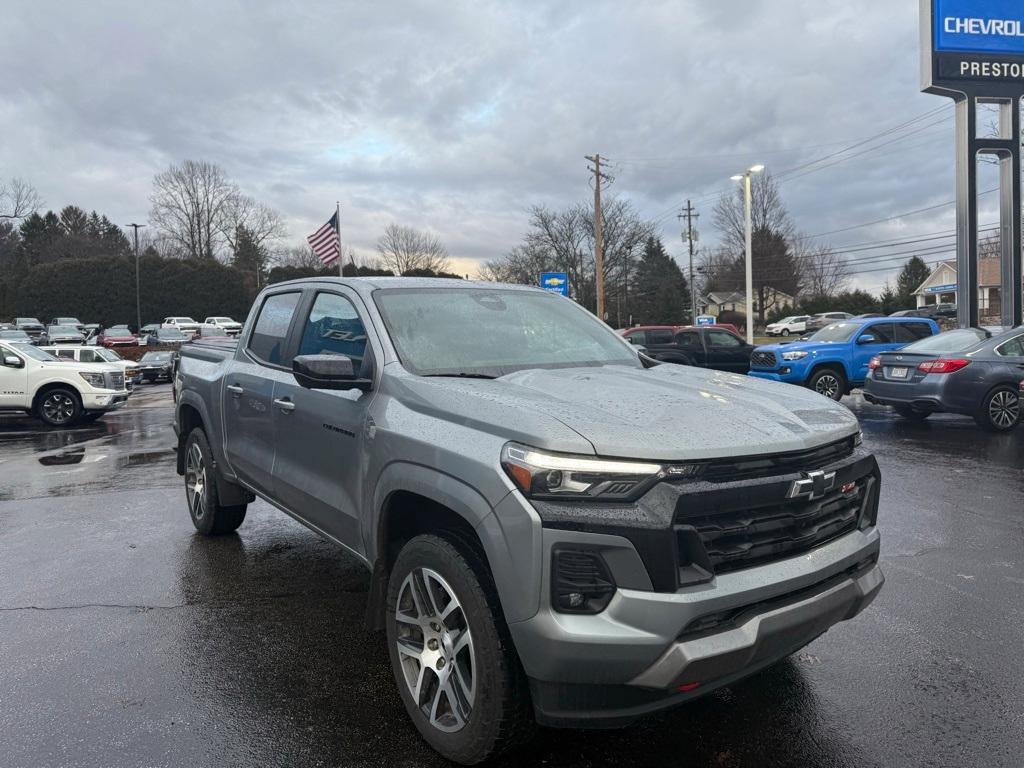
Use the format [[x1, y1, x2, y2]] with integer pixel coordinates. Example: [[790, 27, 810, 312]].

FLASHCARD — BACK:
[[307, 212, 340, 266]]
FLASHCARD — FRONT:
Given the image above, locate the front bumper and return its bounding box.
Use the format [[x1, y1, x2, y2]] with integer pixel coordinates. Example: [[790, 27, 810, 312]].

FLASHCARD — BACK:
[[82, 391, 130, 411], [748, 368, 804, 384], [513, 525, 882, 726]]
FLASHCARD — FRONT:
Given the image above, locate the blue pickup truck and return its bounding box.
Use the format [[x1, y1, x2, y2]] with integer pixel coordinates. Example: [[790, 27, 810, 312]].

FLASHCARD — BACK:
[[748, 316, 940, 400]]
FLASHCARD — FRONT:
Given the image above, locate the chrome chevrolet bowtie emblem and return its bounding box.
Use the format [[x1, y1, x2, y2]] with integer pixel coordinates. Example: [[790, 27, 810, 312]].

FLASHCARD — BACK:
[[787, 470, 836, 500]]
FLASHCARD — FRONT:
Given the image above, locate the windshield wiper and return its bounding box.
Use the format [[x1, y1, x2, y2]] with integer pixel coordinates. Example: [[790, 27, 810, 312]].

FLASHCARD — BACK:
[[423, 372, 497, 379]]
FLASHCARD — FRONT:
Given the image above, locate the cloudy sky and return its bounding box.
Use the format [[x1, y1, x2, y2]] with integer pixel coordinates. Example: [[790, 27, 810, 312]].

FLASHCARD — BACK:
[[0, 0, 980, 290]]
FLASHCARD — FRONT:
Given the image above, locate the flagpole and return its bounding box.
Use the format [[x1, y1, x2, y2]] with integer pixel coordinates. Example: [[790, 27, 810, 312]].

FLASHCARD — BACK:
[[335, 201, 343, 278]]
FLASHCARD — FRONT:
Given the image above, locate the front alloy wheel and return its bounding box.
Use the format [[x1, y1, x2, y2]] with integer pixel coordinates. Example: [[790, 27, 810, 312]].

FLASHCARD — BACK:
[[38, 388, 81, 427], [809, 368, 845, 401]]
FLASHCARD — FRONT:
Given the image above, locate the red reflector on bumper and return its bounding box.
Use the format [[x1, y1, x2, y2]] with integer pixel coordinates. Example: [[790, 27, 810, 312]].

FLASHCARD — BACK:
[[841, 481, 856, 494], [677, 682, 700, 693]]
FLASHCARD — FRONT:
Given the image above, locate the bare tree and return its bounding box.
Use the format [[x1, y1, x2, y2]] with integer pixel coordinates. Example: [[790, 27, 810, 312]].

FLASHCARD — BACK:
[[713, 171, 794, 257], [376, 223, 451, 274], [149, 160, 238, 260], [221, 193, 287, 252], [0, 178, 43, 220], [793, 237, 848, 297], [276, 244, 324, 270]]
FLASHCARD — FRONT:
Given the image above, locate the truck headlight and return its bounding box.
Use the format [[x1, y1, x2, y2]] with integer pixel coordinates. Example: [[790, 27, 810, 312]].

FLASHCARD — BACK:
[[781, 350, 809, 361], [78, 371, 106, 388], [500, 443, 700, 501]]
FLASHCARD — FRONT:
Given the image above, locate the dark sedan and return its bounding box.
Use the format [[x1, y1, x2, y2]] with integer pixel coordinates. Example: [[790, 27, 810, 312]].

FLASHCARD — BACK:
[[46, 324, 86, 345], [137, 351, 176, 382], [862, 327, 1024, 431]]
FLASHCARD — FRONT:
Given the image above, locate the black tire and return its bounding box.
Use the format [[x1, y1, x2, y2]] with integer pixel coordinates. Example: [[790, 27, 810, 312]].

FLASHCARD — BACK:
[[975, 385, 1021, 432], [385, 534, 532, 765], [807, 367, 846, 401], [183, 427, 247, 535], [36, 387, 82, 427], [781, 329, 790, 336], [144, 375, 157, 384], [894, 405, 931, 421]]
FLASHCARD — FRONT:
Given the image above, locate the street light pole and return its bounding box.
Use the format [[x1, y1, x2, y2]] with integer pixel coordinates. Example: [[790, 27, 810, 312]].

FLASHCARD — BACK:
[[730, 165, 764, 344], [126, 223, 145, 333]]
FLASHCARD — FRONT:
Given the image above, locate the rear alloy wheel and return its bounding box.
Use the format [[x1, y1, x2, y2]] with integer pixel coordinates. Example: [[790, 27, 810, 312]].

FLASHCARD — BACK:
[[808, 368, 846, 401], [184, 428, 247, 535], [894, 405, 931, 422], [37, 388, 81, 427], [977, 386, 1020, 432]]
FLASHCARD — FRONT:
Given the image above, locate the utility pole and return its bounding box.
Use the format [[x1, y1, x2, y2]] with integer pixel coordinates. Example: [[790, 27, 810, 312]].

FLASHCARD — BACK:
[[126, 223, 145, 333], [585, 154, 612, 322], [679, 201, 699, 323]]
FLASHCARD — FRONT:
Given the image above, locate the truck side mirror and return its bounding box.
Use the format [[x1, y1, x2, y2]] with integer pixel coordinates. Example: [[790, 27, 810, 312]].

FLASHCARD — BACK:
[[293, 354, 372, 392], [3, 354, 23, 368], [857, 334, 876, 345]]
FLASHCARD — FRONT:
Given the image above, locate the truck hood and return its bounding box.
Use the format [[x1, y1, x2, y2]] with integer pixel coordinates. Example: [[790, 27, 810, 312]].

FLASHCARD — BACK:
[[390, 364, 858, 461], [756, 340, 847, 356]]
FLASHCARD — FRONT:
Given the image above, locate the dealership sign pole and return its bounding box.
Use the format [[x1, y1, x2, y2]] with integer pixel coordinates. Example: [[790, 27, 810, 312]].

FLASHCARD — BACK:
[[921, 0, 1024, 328]]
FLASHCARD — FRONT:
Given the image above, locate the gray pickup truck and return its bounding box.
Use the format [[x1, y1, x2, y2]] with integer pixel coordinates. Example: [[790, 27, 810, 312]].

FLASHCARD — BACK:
[[174, 277, 883, 764]]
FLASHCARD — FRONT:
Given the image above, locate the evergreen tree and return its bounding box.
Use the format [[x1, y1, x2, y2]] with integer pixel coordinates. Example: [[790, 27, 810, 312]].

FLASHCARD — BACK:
[[631, 236, 689, 325], [878, 282, 900, 315], [230, 225, 268, 298], [895, 256, 930, 309]]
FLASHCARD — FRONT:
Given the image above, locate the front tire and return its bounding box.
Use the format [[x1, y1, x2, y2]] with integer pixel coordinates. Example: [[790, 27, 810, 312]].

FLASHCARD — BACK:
[[386, 534, 531, 765], [808, 367, 846, 401], [183, 428, 247, 535], [976, 386, 1020, 432], [781, 329, 790, 337], [36, 387, 82, 427]]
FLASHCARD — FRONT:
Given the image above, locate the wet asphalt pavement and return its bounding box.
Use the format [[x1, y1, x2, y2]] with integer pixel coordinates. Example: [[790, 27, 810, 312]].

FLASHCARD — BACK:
[[1, 387, 1022, 768]]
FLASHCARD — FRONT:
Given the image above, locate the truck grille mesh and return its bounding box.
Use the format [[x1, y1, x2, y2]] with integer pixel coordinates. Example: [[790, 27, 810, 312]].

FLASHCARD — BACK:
[[109, 372, 125, 390], [682, 482, 864, 574], [750, 350, 777, 368]]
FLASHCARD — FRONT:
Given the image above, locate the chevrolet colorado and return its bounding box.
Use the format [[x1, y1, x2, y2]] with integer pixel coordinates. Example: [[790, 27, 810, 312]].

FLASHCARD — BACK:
[[174, 278, 884, 764]]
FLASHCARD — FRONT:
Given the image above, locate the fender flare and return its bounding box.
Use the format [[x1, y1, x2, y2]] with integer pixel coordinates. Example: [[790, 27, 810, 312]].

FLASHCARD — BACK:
[[367, 461, 539, 626]]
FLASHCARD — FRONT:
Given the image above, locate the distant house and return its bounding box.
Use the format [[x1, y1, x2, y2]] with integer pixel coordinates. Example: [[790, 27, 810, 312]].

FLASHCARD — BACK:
[[913, 259, 1001, 316], [700, 289, 796, 318]]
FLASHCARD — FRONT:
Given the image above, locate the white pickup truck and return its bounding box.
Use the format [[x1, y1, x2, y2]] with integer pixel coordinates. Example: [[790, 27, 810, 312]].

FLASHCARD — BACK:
[[162, 316, 202, 338], [202, 316, 243, 336], [0, 341, 130, 426]]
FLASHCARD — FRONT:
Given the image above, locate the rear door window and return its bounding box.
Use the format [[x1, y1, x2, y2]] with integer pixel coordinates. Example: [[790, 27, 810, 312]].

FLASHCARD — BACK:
[[996, 334, 1024, 357], [896, 322, 932, 343], [247, 292, 301, 366], [675, 331, 699, 349], [646, 329, 673, 345], [625, 330, 646, 345]]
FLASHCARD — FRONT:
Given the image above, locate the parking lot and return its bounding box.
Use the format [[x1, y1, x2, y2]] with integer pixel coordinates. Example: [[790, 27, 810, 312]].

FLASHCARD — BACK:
[[1, 385, 1022, 768]]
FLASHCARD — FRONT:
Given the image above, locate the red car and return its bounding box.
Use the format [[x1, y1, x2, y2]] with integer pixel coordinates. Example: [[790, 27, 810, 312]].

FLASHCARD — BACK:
[[98, 324, 139, 347]]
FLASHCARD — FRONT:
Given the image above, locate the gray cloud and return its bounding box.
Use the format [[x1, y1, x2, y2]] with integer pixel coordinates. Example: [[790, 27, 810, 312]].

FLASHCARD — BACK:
[[0, 0, 969, 288]]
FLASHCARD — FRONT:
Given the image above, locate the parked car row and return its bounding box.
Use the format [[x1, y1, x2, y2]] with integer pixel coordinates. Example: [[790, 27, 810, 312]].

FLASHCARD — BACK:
[[623, 315, 1024, 432], [1, 315, 243, 347]]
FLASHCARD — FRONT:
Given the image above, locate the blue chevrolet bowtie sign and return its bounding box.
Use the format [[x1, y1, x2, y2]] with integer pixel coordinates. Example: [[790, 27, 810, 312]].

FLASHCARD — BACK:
[[540, 272, 568, 296], [935, 0, 1024, 54]]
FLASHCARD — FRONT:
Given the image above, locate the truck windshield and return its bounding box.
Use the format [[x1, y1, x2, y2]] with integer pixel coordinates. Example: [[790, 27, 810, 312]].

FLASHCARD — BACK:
[[373, 288, 639, 377], [808, 322, 860, 343]]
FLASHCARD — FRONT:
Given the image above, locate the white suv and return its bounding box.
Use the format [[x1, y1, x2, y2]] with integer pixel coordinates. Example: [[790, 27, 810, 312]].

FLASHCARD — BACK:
[[0, 341, 129, 426], [765, 315, 810, 337], [41, 345, 143, 389], [202, 316, 242, 336]]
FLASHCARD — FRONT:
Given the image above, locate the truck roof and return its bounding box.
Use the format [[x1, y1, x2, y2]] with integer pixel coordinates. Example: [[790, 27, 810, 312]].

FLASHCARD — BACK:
[[269, 276, 547, 296]]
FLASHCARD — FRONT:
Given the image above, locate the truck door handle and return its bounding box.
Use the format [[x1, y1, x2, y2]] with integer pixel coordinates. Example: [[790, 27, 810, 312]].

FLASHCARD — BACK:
[[273, 397, 296, 413], [226, 384, 243, 396]]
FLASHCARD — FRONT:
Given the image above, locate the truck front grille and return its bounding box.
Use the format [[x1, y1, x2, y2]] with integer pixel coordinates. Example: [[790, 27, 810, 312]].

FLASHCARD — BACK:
[[681, 481, 865, 574], [108, 372, 125, 390], [700, 437, 856, 483], [750, 350, 777, 368]]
